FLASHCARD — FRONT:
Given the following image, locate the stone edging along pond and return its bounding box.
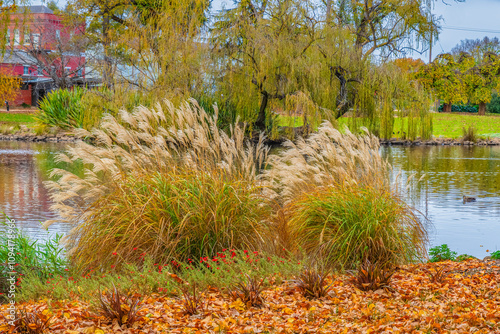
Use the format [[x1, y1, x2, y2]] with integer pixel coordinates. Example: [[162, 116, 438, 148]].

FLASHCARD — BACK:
[[380, 137, 500, 146], [0, 133, 79, 143]]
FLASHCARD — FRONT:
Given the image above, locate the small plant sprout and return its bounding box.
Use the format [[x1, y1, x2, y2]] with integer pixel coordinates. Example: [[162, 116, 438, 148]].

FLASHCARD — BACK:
[[14, 306, 53, 334], [293, 267, 332, 299], [350, 260, 395, 292], [429, 244, 457, 262], [229, 274, 265, 308], [180, 283, 205, 315], [490, 250, 500, 260], [98, 284, 141, 326]]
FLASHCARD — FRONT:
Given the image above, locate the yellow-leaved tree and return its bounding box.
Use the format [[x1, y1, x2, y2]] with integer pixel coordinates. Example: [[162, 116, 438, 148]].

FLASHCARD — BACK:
[[0, 69, 21, 107]]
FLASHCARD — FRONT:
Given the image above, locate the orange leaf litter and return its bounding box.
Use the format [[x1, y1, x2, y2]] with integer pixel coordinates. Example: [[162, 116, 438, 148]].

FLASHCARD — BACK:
[[1, 260, 499, 333]]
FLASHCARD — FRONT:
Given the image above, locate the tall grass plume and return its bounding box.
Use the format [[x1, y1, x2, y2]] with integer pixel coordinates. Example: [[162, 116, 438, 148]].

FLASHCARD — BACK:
[[44, 99, 270, 271], [263, 122, 427, 269]]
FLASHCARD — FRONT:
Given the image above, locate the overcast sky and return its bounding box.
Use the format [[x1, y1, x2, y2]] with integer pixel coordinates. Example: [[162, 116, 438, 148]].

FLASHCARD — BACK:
[[38, 0, 500, 62]]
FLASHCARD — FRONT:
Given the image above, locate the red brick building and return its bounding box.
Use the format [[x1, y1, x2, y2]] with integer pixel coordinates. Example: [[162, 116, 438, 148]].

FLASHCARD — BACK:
[[0, 5, 87, 106]]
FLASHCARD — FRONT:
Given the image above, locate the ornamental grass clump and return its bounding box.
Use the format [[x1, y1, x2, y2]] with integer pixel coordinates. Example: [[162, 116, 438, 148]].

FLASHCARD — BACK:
[[98, 284, 141, 326], [287, 184, 426, 268], [264, 122, 427, 269], [13, 307, 53, 334], [35, 87, 86, 130], [44, 100, 270, 272]]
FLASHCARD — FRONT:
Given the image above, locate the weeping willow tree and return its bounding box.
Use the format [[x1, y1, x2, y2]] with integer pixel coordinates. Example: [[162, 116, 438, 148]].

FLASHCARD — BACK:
[[62, 0, 458, 139], [315, 0, 438, 139], [210, 0, 441, 138], [115, 0, 210, 98], [210, 0, 320, 132]]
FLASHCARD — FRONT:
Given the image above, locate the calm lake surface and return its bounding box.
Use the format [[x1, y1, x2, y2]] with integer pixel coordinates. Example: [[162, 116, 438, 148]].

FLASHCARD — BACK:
[[0, 141, 72, 241], [1, 141, 499, 258]]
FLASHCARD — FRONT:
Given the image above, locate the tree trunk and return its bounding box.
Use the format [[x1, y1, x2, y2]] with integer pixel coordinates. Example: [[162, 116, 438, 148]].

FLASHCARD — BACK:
[[478, 101, 486, 115], [102, 11, 113, 88], [255, 92, 268, 130], [443, 103, 452, 113], [326, 0, 333, 23], [333, 67, 353, 119]]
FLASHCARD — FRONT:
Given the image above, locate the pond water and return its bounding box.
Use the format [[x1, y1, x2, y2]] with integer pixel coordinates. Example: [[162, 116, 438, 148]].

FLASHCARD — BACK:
[[381, 145, 500, 258], [1, 141, 499, 258], [0, 141, 72, 241]]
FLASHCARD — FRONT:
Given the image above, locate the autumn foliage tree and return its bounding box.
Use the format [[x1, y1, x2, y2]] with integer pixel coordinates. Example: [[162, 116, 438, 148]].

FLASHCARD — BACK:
[[0, 68, 21, 106], [464, 52, 500, 115], [417, 52, 500, 115]]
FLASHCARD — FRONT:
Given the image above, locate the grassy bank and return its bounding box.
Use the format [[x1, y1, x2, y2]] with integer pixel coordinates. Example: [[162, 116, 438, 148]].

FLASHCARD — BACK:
[[0, 113, 36, 127], [277, 112, 500, 140], [3, 103, 500, 141], [336, 112, 500, 139], [427, 113, 500, 139]]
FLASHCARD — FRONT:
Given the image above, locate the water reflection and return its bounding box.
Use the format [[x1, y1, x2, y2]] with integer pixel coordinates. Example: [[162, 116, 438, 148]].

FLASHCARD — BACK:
[[382, 145, 500, 258], [0, 141, 72, 240]]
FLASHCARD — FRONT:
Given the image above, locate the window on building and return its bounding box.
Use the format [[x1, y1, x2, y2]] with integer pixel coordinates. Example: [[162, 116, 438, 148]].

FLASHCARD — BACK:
[[14, 29, 19, 45], [32, 34, 40, 48], [55, 30, 60, 40], [77, 68, 83, 77], [24, 28, 30, 45], [23, 66, 29, 75]]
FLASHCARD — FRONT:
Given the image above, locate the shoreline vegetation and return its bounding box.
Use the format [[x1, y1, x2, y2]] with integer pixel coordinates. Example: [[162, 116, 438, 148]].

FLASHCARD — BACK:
[[1, 100, 500, 332], [2, 110, 500, 145], [2, 133, 500, 146]]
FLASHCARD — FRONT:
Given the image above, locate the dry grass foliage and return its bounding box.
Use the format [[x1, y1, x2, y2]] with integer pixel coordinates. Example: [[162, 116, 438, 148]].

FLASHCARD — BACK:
[[229, 275, 265, 308], [423, 265, 450, 284], [180, 283, 204, 315], [350, 260, 395, 291], [293, 267, 332, 299], [263, 123, 427, 268], [263, 123, 389, 203], [98, 284, 141, 326], [13, 307, 53, 334], [44, 99, 270, 270], [44, 100, 426, 272]]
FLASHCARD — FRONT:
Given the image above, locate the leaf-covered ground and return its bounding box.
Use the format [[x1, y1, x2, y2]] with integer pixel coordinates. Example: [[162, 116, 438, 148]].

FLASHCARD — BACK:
[[1, 260, 499, 333]]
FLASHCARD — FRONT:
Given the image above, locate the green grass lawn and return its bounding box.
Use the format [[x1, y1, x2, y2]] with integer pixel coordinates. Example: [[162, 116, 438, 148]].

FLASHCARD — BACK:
[[2, 111, 500, 139], [279, 113, 500, 139], [426, 113, 500, 139], [0, 112, 36, 124]]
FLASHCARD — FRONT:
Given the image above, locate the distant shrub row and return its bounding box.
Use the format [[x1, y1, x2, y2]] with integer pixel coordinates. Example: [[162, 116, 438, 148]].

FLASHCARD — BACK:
[[438, 104, 478, 113], [437, 94, 500, 114]]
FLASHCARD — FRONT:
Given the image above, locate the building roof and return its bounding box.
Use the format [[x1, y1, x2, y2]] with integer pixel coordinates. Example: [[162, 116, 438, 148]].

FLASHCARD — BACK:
[[17, 5, 54, 15], [0, 51, 37, 65]]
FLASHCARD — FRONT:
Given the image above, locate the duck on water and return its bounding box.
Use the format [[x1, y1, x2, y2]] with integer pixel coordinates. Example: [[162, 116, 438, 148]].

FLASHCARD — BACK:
[[463, 195, 476, 203]]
